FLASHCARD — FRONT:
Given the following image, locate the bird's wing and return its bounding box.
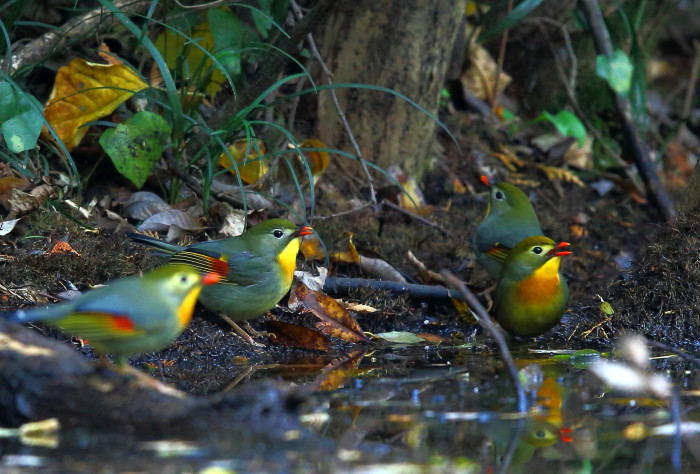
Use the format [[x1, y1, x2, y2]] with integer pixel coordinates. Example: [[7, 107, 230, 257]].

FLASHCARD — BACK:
[[222, 250, 270, 286], [56, 311, 146, 340], [484, 242, 511, 263], [64, 281, 169, 334], [169, 248, 230, 277], [171, 246, 266, 287]]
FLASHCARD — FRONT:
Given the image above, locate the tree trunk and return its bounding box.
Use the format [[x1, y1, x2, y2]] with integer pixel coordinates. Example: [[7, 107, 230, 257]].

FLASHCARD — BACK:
[[313, 0, 465, 179]]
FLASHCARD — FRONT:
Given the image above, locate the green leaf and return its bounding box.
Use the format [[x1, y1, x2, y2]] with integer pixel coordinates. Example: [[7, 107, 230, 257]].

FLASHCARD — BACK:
[[99, 111, 172, 188], [252, 0, 273, 37], [373, 331, 425, 344], [596, 50, 633, 96], [538, 110, 586, 147], [479, 0, 545, 42], [569, 349, 603, 369], [0, 82, 43, 153], [208, 8, 243, 76]]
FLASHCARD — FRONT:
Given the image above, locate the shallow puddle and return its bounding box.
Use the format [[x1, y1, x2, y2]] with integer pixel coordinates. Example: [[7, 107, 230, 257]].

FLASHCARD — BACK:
[[1, 340, 698, 472]]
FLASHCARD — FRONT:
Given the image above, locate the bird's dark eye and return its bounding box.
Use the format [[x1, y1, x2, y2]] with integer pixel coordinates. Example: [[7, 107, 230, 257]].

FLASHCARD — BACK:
[[532, 246, 543, 255], [273, 229, 284, 238], [180, 275, 189, 283], [494, 190, 505, 200]]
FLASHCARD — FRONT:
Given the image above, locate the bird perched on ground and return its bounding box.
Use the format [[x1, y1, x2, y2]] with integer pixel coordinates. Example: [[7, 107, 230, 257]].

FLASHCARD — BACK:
[[128, 218, 313, 344], [494, 236, 571, 337], [472, 176, 543, 276], [1, 265, 223, 367]]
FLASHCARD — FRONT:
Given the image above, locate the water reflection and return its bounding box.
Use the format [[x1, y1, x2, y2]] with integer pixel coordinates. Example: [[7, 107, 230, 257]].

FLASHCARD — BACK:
[[1, 341, 698, 472]]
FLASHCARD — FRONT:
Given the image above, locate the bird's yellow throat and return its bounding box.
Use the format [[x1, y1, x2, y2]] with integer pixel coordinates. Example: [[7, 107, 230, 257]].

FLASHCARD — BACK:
[[178, 286, 203, 328], [277, 238, 301, 286], [515, 256, 562, 305]]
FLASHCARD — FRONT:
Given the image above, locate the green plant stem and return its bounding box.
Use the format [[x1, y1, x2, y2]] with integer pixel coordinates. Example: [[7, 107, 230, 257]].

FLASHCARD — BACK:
[[580, 0, 677, 221], [210, 0, 338, 128]]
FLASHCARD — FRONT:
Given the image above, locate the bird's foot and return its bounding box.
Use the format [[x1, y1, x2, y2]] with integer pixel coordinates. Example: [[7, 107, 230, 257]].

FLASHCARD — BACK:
[[122, 365, 186, 398], [219, 314, 266, 347]]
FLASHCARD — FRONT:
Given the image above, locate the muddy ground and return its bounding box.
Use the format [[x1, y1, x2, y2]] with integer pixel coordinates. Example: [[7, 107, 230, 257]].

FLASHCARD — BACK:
[[1, 111, 698, 403]]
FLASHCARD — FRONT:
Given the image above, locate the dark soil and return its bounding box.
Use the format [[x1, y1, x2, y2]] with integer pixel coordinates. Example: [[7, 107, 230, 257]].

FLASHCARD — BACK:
[[1, 112, 694, 407]]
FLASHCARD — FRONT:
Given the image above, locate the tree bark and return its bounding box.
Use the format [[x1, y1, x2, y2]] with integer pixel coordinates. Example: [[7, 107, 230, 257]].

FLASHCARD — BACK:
[[0, 319, 305, 433], [313, 0, 466, 179]]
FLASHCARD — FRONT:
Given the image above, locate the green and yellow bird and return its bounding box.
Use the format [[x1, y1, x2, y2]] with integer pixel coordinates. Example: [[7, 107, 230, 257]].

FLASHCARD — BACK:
[[494, 236, 571, 337], [128, 218, 313, 343], [472, 175, 543, 276], [2, 265, 223, 367]]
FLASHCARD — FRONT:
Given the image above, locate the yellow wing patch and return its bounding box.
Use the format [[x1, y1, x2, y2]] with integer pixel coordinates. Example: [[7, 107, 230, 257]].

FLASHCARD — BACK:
[[170, 250, 230, 279], [485, 243, 511, 263], [57, 312, 143, 340]]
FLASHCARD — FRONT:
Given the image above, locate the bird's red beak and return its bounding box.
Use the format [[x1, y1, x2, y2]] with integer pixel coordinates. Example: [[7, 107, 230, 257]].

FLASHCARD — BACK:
[[548, 241, 572, 257], [201, 272, 224, 285], [293, 226, 314, 237], [479, 175, 490, 187]]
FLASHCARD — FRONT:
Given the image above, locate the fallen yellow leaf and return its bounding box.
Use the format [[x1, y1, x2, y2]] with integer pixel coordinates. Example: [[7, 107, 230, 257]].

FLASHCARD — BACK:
[[43, 58, 148, 150], [218, 138, 269, 184]]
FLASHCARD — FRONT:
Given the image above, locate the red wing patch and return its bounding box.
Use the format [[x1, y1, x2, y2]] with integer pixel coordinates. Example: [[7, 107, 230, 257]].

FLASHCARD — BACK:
[[171, 249, 229, 278], [57, 312, 142, 339]]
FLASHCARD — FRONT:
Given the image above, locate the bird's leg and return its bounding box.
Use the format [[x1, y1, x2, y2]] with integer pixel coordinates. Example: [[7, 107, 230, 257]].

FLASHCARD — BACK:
[[121, 365, 186, 398], [240, 321, 270, 339], [219, 314, 265, 347]]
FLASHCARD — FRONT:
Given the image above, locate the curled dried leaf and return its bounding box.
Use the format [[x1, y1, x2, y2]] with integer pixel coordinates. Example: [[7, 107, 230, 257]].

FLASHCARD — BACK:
[[267, 320, 330, 351], [288, 282, 368, 343]]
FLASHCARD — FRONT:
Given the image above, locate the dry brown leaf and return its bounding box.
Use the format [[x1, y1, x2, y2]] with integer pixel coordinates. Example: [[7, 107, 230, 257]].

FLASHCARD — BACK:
[[460, 43, 511, 102], [300, 234, 326, 261], [535, 164, 584, 187], [47, 241, 81, 257], [288, 282, 368, 343], [416, 333, 446, 343], [491, 147, 527, 171], [358, 255, 407, 283], [122, 191, 171, 220], [9, 184, 54, 218], [340, 302, 379, 313], [96, 42, 122, 66], [137, 209, 205, 233], [451, 177, 467, 194], [267, 320, 330, 351], [564, 135, 593, 170], [0, 176, 31, 207], [43, 58, 148, 150], [315, 350, 365, 391], [331, 232, 361, 263], [298, 138, 330, 182], [451, 298, 477, 324]]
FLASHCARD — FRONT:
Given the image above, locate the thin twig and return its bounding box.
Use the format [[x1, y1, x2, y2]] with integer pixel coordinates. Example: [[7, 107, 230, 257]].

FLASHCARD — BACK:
[[491, 0, 514, 116], [580, 0, 677, 221], [682, 40, 700, 121], [381, 200, 454, 238], [164, 150, 273, 210], [531, 18, 635, 174], [289, 0, 377, 205], [311, 203, 373, 221], [4, 0, 151, 74], [647, 340, 700, 366], [440, 271, 527, 414]]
